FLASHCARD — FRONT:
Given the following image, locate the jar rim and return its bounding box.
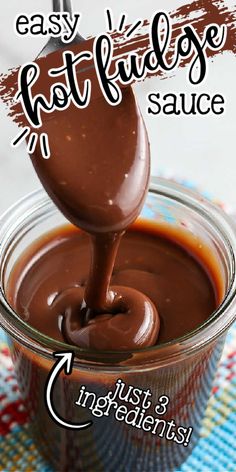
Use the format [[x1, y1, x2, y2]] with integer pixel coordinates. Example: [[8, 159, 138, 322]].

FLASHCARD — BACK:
[[0, 178, 236, 372]]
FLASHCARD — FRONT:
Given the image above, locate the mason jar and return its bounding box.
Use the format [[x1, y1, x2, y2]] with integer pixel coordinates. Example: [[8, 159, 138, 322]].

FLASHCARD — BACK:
[[0, 179, 235, 472]]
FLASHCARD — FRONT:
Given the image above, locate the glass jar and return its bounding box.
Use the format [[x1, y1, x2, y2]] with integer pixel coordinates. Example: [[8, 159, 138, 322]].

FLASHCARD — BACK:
[[0, 178, 236, 472]]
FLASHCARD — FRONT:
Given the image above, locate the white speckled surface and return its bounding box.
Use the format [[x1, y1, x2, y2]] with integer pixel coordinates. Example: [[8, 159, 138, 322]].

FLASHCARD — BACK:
[[0, 0, 236, 215]]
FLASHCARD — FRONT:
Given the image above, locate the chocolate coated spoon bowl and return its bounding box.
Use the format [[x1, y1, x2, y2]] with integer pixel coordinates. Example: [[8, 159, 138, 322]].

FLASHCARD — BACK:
[[0, 179, 236, 471]]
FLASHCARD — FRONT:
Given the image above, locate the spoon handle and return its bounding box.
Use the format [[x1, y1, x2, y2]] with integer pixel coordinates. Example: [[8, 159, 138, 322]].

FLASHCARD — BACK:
[[52, 0, 73, 15], [38, 0, 83, 57], [52, 0, 84, 42]]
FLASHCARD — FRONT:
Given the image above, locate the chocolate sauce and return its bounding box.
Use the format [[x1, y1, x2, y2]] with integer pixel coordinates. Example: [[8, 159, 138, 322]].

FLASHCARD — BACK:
[[7, 222, 218, 349], [25, 86, 220, 351], [30, 87, 161, 349]]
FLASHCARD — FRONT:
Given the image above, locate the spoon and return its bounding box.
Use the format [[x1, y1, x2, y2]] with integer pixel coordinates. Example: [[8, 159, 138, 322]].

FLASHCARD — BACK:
[[38, 0, 84, 58], [31, 0, 150, 238]]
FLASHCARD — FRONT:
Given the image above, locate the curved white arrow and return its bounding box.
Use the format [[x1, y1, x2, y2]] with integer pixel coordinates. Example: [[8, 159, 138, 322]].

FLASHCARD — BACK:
[[45, 351, 92, 430]]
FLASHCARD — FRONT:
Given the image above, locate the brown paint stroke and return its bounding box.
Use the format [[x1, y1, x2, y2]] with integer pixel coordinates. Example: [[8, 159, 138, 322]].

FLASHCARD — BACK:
[[0, 0, 235, 128]]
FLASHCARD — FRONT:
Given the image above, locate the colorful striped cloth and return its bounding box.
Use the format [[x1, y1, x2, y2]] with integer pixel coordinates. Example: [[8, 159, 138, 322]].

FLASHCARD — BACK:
[[0, 180, 236, 471]]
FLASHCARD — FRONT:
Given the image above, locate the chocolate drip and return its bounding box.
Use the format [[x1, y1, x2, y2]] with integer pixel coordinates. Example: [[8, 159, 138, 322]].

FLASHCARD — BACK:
[[29, 87, 160, 349]]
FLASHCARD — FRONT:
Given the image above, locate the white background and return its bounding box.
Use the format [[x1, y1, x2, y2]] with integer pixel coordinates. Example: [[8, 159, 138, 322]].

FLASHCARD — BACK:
[[0, 0, 236, 214]]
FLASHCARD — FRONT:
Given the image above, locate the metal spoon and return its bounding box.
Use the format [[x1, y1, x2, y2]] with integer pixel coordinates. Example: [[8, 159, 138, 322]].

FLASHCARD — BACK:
[[38, 0, 84, 58]]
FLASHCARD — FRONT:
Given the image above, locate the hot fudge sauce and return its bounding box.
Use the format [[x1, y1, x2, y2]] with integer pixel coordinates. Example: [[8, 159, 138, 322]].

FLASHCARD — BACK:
[[10, 83, 221, 350], [29, 87, 162, 349], [7, 221, 219, 350]]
